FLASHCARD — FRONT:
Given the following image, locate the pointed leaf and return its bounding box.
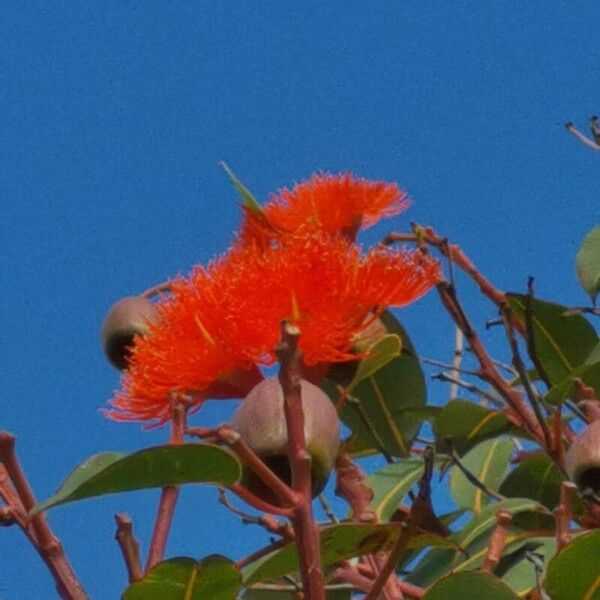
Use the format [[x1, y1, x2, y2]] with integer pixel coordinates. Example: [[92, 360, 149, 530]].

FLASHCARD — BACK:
[[450, 438, 513, 513], [323, 311, 427, 457], [545, 360, 600, 405], [544, 530, 600, 600], [452, 498, 551, 550], [507, 294, 598, 386], [348, 334, 402, 391], [367, 457, 447, 522], [434, 400, 514, 456], [586, 340, 600, 365], [423, 571, 520, 600], [32, 444, 241, 515], [576, 225, 600, 303], [123, 555, 241, 600], [242, 523, 401, 585], [221, 162, 263, 215]]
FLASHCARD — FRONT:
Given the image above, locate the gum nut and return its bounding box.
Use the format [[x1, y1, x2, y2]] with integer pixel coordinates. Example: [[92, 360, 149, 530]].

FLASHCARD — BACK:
[[231, 377, 340, 501], [566, 419, 600, 493], [101, 296, 158, 370]]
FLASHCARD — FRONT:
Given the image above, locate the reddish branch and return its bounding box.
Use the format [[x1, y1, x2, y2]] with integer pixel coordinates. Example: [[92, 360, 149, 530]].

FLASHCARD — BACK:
[[482, 510, 512, 573], [114, 514, 142, 582], [555, 482, 577, 549], [145, 401, 187, 571], [335, 453, 376, 523], [276, 321, 326, 600], [0, 432, 88, 600]]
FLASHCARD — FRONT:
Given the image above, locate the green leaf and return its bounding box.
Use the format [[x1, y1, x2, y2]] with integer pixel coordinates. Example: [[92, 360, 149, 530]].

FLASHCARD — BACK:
[[450, 438, 513, 513], [323, 311, 427, 458], [367, 457, 446, 522], [544, 530, 600, 600], [507, 293, 598, 386], [32, 444, 241, 515], [243, 584, 352, 599], [348, 334, 402, 391], [434, 400, 514, 456], [221, 162, 263, 216], [499, 454, 564, 511], [423, 571, 520, 600], [498, 537, 556, 597], [576, 225, 600, 304], [545, 361, 600, 405], [452, 498, 551, 551], [123, 555, 241, 600], [586, 340, 600, 365], [242, 523, 401, 585]]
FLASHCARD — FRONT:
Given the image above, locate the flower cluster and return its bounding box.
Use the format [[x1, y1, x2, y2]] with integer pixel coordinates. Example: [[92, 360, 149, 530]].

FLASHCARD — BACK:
[[109, 173, 440, 425]]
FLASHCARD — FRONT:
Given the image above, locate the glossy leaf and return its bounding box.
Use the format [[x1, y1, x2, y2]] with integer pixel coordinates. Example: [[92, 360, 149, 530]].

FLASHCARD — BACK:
[[323, 311, 427, 457], [576, 225, 600, 303], [499, 537, 556, 597], [507, 294, 598, 386], [544, 530, 600, 600], [499, 454, 564, 511], [367, 458, 426, 522], [123, 555, 241, 600], [221, 162, 263, 216], [450, 438, 513, 513], [545, 361, 600, 405], [452, 498, 551, 550], [423, 571, 520, 599], [434, 400, 513, 456], [348, 333, 402, 391], [243, 523, 401, 585], [32, 444, 241, 515]]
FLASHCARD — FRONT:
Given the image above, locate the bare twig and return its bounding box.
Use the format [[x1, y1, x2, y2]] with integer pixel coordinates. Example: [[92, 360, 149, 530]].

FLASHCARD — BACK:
[[565, 122, 600, 152], [501, 306, 553, 452], [0, 433, 88, 600], [276, 321, 326, 600], [554, 481, 577, 550], [482, 510, 512, 573], [145, 400, 188, 571], [431, 372, 501, 405], [335, 453, 376, 523], [450, 447, 503, 502], [114, 514, 142, 583], [318, 493, 339, 524], [449, 327, 464, 400]]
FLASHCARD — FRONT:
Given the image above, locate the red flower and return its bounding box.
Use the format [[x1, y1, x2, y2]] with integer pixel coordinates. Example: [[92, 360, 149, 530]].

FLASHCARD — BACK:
[[241, 173, 410, 241], [108, 232, 439, 425]]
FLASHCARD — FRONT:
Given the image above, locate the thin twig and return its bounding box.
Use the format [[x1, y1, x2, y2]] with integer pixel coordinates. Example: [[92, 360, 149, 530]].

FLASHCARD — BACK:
[[419, 356, 477, 376], [481, 510, 512, 573], [565, 122, 600, 152], [318, 493, 339, 524], [276, 321, 326, 600], [449, 327, 464, 400], [501, 306, 553, 451], [114, 514, 142, 583], [554, 481, 577, 550], [431, 372, 501, 405], [450, 447, 503, 502], [0, 433, 88, 600], [145, 401, 187, 571]]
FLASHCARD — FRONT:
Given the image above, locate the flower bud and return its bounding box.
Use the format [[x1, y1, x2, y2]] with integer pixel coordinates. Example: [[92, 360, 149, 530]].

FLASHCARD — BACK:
[[566, 420, 600, 495], [231, 377, 340, 504], [101, 296, 158, 370]]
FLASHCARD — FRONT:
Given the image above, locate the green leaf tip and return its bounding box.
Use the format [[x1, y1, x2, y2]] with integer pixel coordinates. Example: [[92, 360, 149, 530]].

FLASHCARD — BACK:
[[220, 161, 263, 215]]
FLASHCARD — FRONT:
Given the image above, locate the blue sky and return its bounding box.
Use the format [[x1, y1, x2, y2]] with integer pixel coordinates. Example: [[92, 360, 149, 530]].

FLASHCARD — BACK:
[[2, 3, 599, 598]]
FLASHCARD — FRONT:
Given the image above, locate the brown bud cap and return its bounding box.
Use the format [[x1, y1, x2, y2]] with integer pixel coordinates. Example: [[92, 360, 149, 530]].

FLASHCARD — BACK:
[[101, 296, 158, 370], [232, 377, 340, 503], [566, 420, 600, 495]]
